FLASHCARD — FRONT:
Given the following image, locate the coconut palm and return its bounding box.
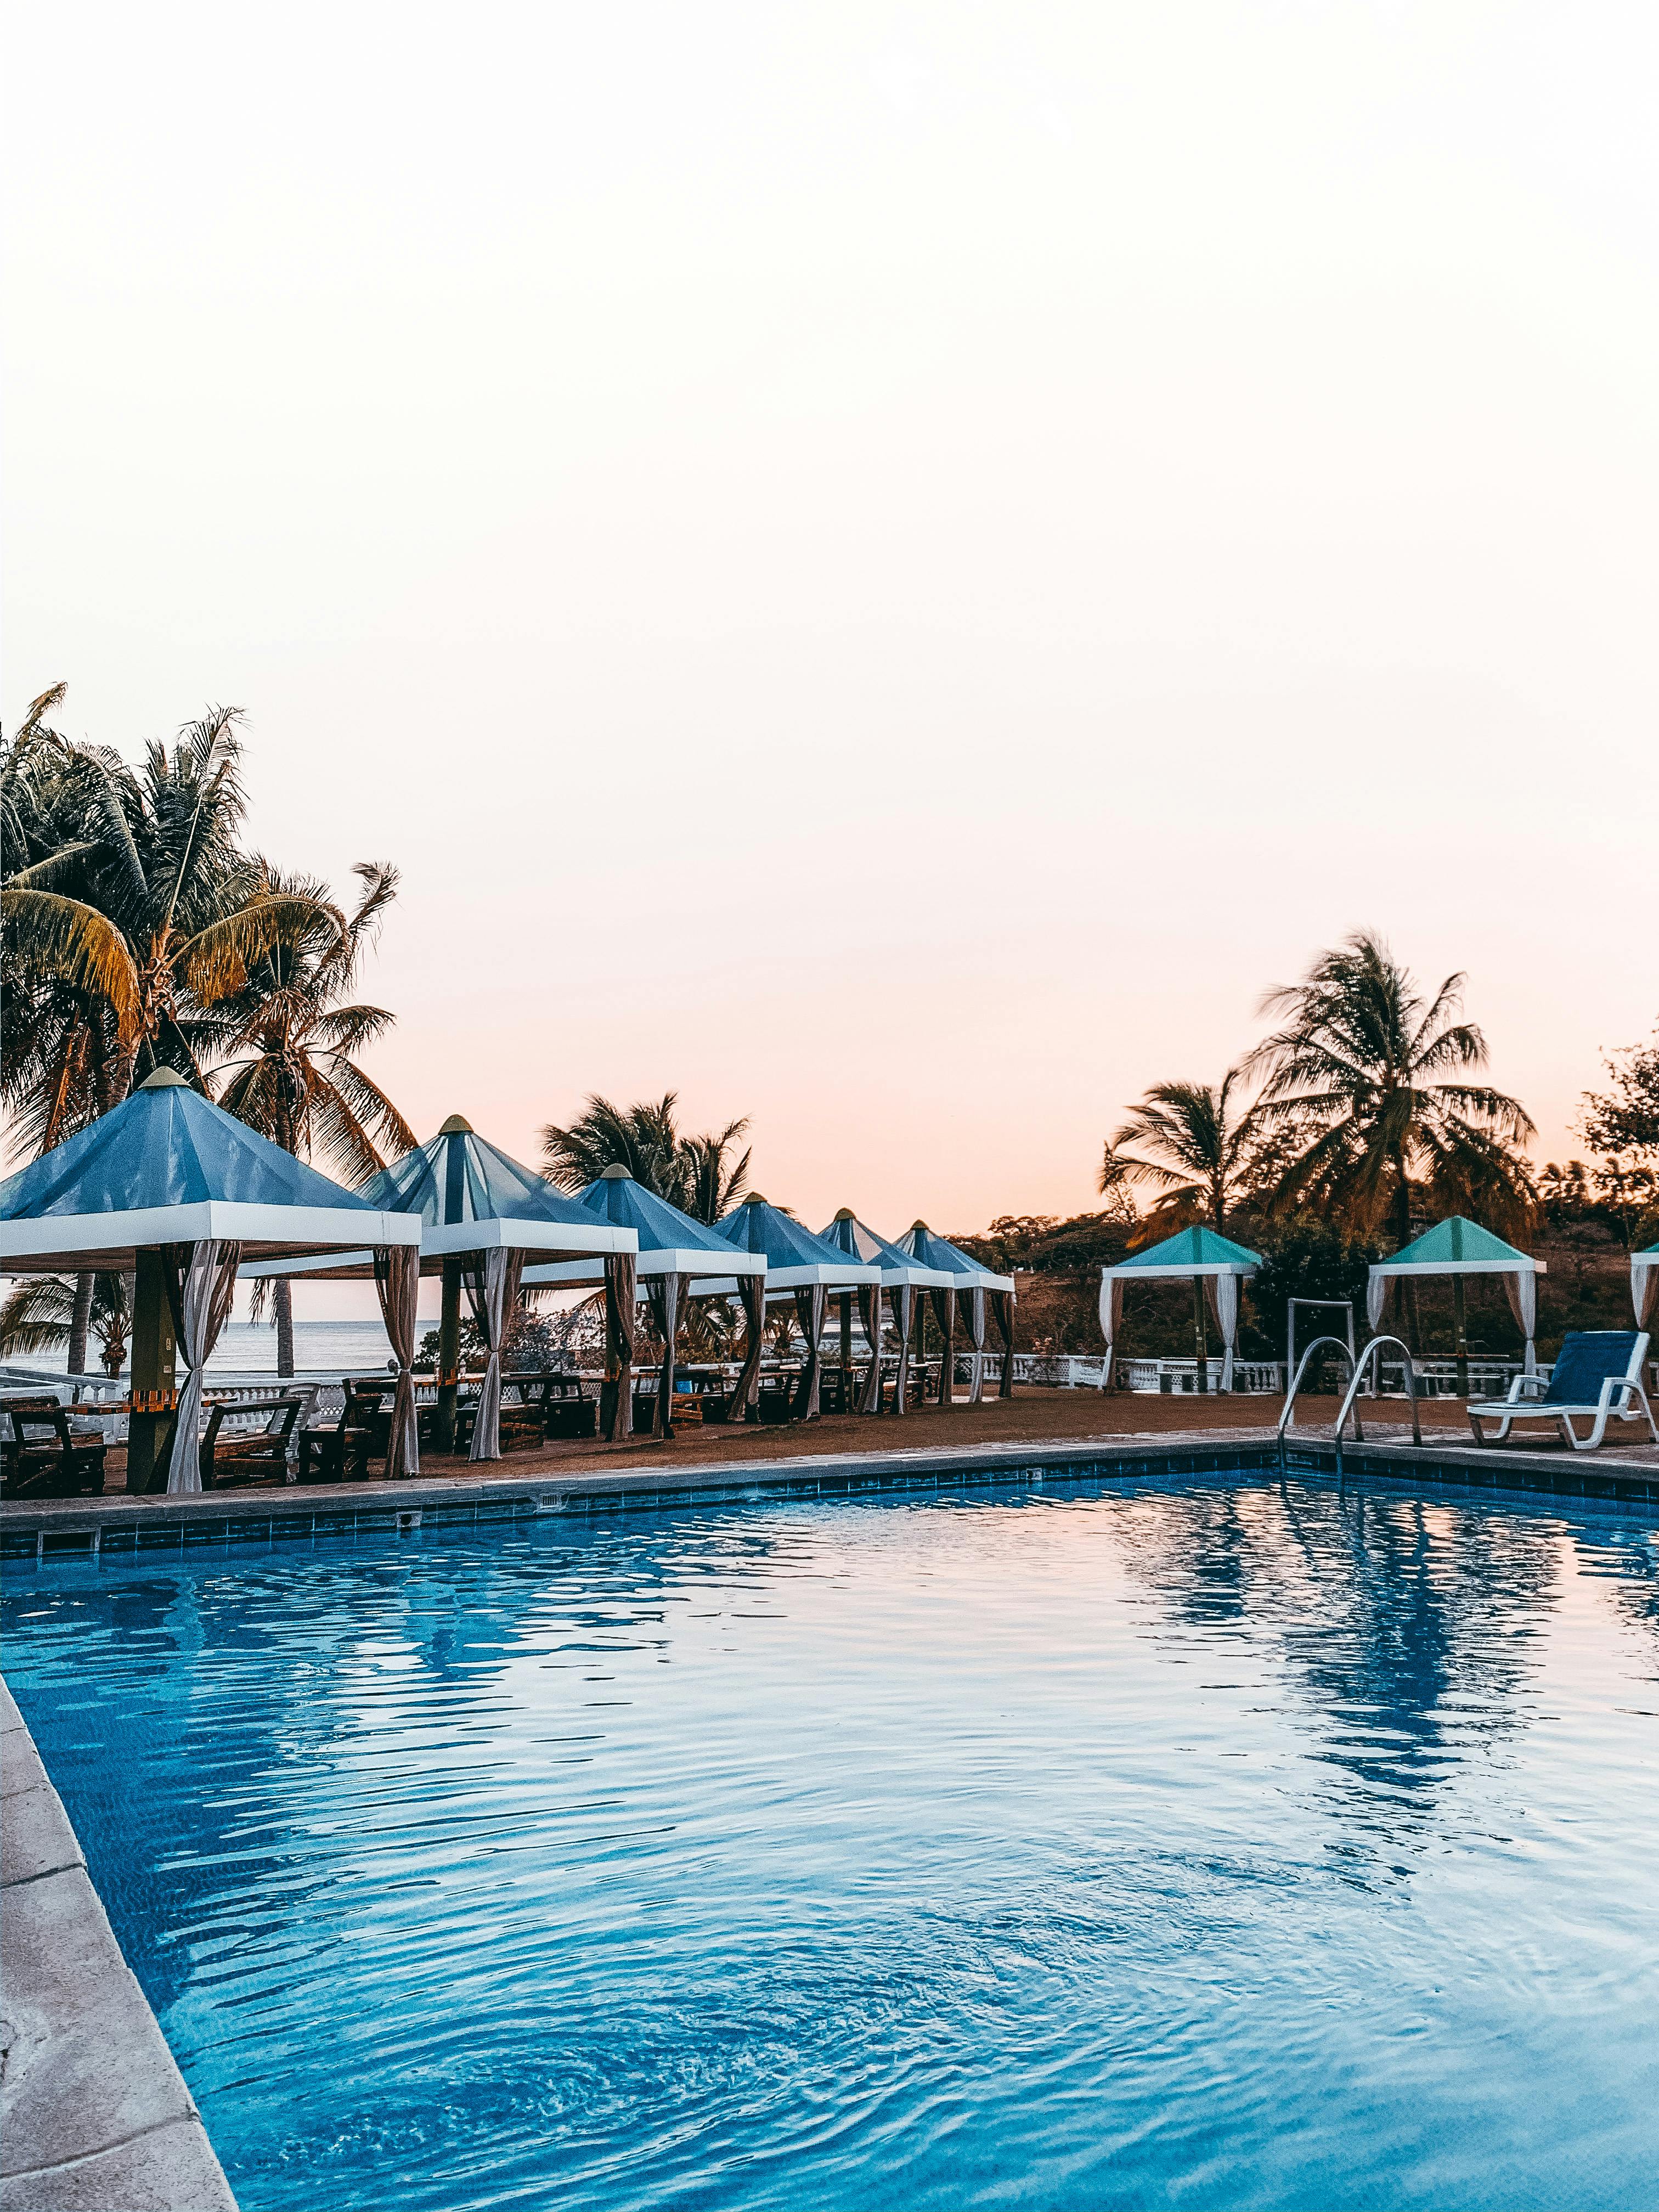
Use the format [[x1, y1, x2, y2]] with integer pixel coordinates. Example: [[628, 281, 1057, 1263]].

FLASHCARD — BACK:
[[209, 862, 417, 1373], [1246, 931, 1536, 1246], [1108, 1069, 1257, 1234], [2, 698, 337, 1367], [541, 1092, 752, 1223], [0, 1272, 131, 1377]]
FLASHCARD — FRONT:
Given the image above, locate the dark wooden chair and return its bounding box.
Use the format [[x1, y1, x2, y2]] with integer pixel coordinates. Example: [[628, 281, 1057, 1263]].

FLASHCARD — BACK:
[[298, 1379, 394, 1483], [755, 1372, 795, 1425], [0, 1394, 108, 1500], [199, 1395, 304, 1488], [538, 1373, 597, 1441]]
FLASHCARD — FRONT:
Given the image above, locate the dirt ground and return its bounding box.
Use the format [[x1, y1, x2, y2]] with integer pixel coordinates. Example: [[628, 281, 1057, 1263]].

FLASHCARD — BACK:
[[325, 1386, 1483, 1487]]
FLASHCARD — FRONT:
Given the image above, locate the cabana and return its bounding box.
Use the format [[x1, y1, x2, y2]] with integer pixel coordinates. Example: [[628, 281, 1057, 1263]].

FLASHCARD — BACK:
[[1098, 1224, 1262, 1391], [895, 1221, 1017, 1404], [521, 1166, 767, 1438], [0, 1069, 422, 1494], [1367, 1216, 1544, 1383], [243, 1116, 637, 1460], [1633, 1245, 1658, 1331], [712, 1197, 881, 1418], [816, 1211, 952, 1416]]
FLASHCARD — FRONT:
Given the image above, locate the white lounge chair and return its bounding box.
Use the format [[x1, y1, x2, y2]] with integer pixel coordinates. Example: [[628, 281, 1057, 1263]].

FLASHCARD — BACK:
[[1468, 1330, 1656, 1453]]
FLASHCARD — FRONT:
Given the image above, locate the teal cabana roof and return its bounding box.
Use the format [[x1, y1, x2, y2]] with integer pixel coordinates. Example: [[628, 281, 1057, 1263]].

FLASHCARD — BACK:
[[896, 1220, 1014, 1293], [1370, 1216, 1542, 1276], [0, 1069, 421, 1276], [521, 1165, 766, 1290], [1105, 1224, 1263, 1279], [714, 1197, 880, 1291]]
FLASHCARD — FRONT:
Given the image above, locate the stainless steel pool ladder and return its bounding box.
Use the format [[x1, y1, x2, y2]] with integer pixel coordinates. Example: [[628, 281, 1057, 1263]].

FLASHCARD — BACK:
[[1277, 1336, 1358, 1475], [1276, 1334, 1423, 1476]]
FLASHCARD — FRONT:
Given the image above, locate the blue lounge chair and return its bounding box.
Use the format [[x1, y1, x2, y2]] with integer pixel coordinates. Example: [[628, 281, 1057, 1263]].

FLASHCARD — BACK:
[[1467, 1330, 1656, 1452]]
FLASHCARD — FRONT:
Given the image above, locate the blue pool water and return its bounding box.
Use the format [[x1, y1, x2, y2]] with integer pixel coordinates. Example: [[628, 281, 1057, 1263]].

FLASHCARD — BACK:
[[5, 1472, 1658, 2211]]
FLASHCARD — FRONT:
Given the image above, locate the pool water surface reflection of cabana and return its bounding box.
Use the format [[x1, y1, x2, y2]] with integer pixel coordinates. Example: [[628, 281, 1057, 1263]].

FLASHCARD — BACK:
[[0, 1069, 423, 1492], [1367, 1216, 1544, 1384], [895, 1221, 1017, 1404], [243, 1116, 637, 1460], [816, 1211, 952, 1415], [712, 1196, 881, 1418], [1098, 1225, 1263, 1391], [521, 1167, 767, 1438]]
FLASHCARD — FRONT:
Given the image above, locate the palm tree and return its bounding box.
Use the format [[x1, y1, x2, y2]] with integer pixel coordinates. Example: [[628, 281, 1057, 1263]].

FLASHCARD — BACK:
[[3, 698, 336, 1367], [1108, 1068, 1256, 1234], [209, 862, 417, 1373], [1247, 930, 1536, 1250], [0, 1272, 131, 1376], [541, 1092, 752, 1222]]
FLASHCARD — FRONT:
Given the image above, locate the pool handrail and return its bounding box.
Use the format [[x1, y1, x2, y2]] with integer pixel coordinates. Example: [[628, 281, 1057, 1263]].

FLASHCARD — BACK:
[[1334, 1335, 1423, 1465], [1277, 1336, 1360, 1461]]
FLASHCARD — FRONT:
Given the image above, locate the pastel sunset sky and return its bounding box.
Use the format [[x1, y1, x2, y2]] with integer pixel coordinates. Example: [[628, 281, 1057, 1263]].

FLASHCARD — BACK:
[[6, 2, 1655, 1255]]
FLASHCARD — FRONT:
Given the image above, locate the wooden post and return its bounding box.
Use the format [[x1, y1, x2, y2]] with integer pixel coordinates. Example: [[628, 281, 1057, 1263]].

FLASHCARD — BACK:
[[1453, 1274, 1469, 1398], [126, 1250, 177, 1494], [435, 1254, 461, 1452]]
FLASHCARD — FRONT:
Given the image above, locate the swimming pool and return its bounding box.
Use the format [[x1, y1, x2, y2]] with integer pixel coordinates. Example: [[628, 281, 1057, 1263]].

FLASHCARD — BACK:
[[5, 1471, 1657, 2211]]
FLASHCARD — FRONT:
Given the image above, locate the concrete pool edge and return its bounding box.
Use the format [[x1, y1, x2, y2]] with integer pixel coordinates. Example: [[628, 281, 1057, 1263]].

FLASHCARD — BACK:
[[3, 1429, 1656, 1558], [0, 1679, 239, 2212]]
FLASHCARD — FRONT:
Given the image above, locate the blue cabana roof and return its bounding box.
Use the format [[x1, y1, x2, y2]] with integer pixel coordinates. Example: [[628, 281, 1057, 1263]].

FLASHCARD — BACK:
[[896, 1220, 1015, 1293], [0, 1070, 420, 1275], [1107, 1224, 1263, 1279], [714, 1197, 881, 1291], [817, 1210, 951, 1289], [244, 1115, 638, 1279], [521, 1166, 765, 1290]]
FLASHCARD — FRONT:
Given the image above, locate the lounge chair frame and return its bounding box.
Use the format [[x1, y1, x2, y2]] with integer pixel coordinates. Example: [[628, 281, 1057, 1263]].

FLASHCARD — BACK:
[[1468, 1331, 1656, 1452]]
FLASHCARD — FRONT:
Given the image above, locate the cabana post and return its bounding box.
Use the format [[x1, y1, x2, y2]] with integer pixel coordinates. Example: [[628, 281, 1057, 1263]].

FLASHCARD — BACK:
[[1632, 1245, 1658, 1331]]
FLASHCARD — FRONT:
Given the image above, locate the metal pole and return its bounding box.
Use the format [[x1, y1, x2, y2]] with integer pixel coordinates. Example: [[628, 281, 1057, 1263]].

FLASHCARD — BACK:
[[126, 1249, 177, 1494], [435, 1255, 461, 1451]]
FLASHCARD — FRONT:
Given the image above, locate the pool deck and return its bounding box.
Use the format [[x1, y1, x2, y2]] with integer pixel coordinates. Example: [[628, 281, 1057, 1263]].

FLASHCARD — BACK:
[[0, 1678, 237, 2212]]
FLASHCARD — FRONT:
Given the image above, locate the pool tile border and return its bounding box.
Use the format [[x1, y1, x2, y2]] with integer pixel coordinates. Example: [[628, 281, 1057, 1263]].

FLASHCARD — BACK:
[[0, 1679, 239, 2212], [3, 1430, 1656, 1562]]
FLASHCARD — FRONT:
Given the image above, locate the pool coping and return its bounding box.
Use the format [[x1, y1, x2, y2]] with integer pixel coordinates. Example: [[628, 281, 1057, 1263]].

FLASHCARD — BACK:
[[3, 1427, 1657, 1558], [0, 1677, 238, 2212]]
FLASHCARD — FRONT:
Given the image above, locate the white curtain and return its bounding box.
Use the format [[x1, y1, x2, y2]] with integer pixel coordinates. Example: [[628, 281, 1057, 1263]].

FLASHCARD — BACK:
[[1366, 1269, 1389, 1331], [888, 1283, 914, 1417], [1205, 1272, 1240, 1391], [164, 1240, 242, 1495], [1633, 1256, 1657, 1331], [1097, 1272, 1125, 1390], [374, 1245, 420, 1477], [1501, 1268, 1538, 1375], [466, 1246, 524, 1462], [962, 1285, 987, 1404]]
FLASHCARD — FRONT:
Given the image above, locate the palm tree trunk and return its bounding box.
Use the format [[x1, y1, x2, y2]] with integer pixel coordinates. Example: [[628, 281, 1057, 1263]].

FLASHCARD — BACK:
[[275, 1277, 295, 1379], [67, 1274, 94, 1377]]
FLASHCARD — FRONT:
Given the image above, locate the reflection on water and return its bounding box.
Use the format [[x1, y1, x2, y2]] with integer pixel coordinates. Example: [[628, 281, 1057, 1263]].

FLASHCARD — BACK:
[[5, 1474, 1657, 2212]]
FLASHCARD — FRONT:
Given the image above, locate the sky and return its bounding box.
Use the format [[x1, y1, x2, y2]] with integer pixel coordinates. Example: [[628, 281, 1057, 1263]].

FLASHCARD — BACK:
[[5, 0, 1656, 1268]]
